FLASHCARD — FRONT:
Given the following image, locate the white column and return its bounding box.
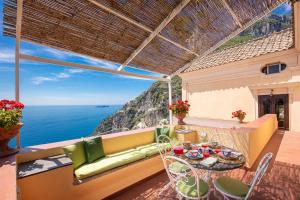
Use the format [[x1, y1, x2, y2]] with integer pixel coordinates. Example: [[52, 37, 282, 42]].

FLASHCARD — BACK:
[[15, 0, 23, 149], [168, 78, 173, 125]]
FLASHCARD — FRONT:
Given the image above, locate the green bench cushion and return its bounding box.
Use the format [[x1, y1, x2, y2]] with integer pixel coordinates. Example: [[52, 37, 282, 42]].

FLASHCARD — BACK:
[[214, 177, 250, 198], [84, 137, 105, 163], [138, 145, 159, 157], [176, 177, 209, 198], [106, 149, 137, 158], [63, 141, 86, 170], [155, 127, 170, 142], [75, 150, 146, 179], [136, 143, 172, 156]]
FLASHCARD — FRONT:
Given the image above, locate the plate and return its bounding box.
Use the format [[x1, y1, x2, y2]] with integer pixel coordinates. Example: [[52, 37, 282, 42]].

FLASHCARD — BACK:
[[185, 152, 203, 160]]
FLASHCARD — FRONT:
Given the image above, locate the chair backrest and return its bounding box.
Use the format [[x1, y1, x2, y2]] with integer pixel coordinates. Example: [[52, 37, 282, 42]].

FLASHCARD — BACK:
[[156, 135, 175, 185], [210, 132, 236, 150], [164, 155, 202, 199], [245, 152, 273, 199], [156, 134, 173, 158]]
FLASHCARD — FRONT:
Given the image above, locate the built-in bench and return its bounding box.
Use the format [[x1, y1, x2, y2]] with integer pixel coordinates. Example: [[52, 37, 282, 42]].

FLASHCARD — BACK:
[[16, 127, 174, 200]]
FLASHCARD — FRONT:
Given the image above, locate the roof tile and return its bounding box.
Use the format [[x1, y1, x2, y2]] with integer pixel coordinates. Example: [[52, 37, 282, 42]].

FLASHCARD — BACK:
[[184, 29, 293, 73]]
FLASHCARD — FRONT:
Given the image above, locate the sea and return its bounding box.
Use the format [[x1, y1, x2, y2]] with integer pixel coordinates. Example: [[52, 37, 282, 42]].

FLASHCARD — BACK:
[[9, 105, 122, 147]]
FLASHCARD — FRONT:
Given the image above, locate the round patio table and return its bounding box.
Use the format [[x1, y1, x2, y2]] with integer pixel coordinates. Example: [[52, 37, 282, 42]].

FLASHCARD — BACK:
[[173, 145, 246, 171]]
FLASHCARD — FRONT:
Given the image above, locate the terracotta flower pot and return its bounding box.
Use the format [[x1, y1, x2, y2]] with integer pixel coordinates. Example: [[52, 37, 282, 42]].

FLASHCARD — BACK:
[[175, 113, 186, 125], [0, 123, 23, 157], [238, 116, 245, 123]]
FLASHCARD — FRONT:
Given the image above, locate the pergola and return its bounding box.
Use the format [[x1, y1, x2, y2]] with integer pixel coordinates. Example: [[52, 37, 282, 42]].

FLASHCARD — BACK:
[[2, 0, 287, 147]]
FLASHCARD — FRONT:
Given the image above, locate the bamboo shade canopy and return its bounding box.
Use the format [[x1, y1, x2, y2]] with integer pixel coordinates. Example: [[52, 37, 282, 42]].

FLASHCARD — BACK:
[[3, 0, 287, 75]]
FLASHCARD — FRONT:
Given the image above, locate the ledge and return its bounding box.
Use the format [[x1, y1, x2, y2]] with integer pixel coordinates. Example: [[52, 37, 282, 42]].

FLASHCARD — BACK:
[[17, 154, 72, 179]]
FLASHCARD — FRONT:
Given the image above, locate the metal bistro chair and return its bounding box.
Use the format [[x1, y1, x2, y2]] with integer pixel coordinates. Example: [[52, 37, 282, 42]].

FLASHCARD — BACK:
[[213, 152, 273, 200], [156, 135, 189, 196], [164, 155, 210, 200]]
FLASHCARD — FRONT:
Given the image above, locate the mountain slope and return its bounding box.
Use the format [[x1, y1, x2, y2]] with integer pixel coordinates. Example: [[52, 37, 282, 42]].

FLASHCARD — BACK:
[[93, 76, 181, 135], [218, 14, 292, 50]]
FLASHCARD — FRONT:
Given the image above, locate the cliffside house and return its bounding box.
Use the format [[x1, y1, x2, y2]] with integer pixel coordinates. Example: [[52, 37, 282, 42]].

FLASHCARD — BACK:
[[1, 1, 300, 200]]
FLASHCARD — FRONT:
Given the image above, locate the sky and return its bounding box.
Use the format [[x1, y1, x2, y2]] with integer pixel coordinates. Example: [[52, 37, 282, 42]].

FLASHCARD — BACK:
[[0, 1, 292, 105]]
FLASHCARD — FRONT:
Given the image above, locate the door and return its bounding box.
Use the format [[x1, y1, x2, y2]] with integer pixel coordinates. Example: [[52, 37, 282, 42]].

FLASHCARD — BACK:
[[258, 94, 289, 130]]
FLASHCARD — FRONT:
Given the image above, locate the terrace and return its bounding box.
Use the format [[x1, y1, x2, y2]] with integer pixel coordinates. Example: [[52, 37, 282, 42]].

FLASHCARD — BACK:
[[1, 0, 300, 200]]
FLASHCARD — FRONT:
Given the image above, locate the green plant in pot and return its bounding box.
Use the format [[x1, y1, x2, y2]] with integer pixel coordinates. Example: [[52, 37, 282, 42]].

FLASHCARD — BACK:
[[169, 100, 190, 125], [0, 99, 24, 157]]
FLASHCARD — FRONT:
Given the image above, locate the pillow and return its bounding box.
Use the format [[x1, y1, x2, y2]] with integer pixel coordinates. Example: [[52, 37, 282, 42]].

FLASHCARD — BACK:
[[155, 127, 170, 142], [84, 137, 105, 163], [63, 141, 87, 169]]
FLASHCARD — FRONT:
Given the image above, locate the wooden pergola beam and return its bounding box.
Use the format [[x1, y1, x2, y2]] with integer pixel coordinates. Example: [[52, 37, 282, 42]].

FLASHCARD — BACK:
[[220, 0, 243, 28], [118, 0, 191, 71], [20, 54, 170, 82], [87, 0, 198, 71]]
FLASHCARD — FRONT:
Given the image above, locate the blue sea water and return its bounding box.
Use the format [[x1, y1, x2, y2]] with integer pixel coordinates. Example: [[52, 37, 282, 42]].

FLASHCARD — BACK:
[[10, 105, 122, 147]]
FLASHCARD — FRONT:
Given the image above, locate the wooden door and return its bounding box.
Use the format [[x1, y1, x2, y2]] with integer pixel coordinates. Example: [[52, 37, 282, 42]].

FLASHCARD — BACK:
[[258, 94, 289, 130]]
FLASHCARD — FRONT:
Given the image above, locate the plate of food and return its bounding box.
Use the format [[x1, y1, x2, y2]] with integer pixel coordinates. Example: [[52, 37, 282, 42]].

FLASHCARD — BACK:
[[185, 150, 203, 160]]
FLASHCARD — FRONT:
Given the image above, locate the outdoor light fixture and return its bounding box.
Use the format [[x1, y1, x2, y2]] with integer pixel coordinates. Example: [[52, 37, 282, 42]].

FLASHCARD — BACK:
[[270, 89, 274, 96]]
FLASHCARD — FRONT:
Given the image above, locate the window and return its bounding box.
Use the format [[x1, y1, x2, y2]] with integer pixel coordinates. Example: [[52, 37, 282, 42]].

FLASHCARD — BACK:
[[261, 63, 286, 75]]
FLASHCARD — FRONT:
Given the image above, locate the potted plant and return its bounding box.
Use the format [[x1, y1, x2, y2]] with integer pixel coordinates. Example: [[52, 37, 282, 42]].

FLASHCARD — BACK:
[[169, 100, 190, 125], [0, 99, 24, 157], [232, 110, 246, 123]]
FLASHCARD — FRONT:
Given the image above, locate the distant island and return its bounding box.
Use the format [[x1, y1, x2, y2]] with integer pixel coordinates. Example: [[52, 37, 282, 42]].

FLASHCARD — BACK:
[[96, 105, 110, 108]]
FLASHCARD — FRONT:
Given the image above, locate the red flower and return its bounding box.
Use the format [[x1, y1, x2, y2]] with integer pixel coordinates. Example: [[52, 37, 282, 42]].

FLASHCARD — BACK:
[[9, 100, 16, 104], [15, 102, 24, 109], [1, 99, 9, 104], [0, 102, 4, 109]]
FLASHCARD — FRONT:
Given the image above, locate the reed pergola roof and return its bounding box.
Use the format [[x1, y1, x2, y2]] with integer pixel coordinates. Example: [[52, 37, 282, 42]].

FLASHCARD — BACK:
[[3, 0, 287, 75]]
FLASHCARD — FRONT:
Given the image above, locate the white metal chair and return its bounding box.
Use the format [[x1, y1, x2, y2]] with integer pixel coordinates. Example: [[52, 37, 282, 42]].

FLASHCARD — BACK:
[[156, 135, 189, 197], [164, 155, 210, 200], [213, 152, 273, 200], [210, 132, 236, 150]]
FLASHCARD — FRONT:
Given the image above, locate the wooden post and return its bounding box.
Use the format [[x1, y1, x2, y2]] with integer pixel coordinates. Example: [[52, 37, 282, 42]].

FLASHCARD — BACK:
[[15, 0, 23, 149], [168, 78, 173, 125], [294, 1, 300, 52]]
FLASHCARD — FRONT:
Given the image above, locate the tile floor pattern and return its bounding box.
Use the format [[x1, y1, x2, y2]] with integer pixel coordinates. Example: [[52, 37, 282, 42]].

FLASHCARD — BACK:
[[109, 132, 300, 200], [110, 161, 300, 200]]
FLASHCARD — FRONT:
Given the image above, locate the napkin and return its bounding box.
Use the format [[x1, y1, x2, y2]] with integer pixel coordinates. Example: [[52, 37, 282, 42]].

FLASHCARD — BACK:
[[200, 157, 218, 167]]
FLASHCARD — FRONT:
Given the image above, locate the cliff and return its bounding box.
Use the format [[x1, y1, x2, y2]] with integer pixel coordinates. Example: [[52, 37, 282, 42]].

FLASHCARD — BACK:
[[219, 14, 292, 50], [93, 76, 182, 135]]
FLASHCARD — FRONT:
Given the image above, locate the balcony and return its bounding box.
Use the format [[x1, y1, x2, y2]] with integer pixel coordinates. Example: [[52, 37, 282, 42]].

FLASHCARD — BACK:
[[1, 0, 300, 199], [1, 115, 300, 200]]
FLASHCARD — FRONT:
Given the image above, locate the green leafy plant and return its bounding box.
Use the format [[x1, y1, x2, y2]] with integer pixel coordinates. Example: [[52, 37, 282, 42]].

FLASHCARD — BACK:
[[0, 100, 24, 129]]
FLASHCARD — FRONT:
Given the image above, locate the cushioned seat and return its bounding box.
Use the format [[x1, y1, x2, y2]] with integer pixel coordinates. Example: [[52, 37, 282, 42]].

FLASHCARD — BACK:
[[169, 162, 190, 174], [176, 177, 209, 198], [75, 150, 145, 179], [138, 145, 160, 156], [136, 143, 171, 156], [214, 176, 250, 198]]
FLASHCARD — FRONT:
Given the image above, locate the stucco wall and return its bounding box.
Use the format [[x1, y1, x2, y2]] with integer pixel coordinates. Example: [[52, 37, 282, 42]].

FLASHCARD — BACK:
[[183, 82, 256, 122], [291, 86, 300, 132]]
